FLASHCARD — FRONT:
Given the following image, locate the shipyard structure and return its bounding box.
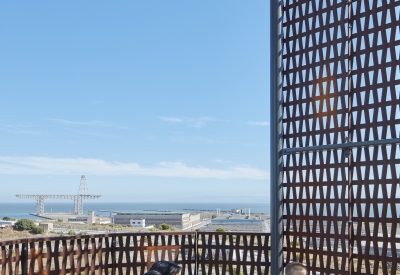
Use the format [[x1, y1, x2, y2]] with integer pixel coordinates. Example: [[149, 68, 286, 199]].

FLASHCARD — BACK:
[[15, 175, 100, 215]]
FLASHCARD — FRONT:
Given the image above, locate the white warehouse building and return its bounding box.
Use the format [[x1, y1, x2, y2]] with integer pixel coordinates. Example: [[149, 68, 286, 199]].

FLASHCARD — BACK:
[[112, 212, 200, 229], [130, 219, 146, 227]]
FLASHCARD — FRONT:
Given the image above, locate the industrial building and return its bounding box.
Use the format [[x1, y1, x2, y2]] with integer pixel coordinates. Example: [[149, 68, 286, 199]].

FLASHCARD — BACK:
[[203, 216, 266, 232], [112, 212, 200, 229]]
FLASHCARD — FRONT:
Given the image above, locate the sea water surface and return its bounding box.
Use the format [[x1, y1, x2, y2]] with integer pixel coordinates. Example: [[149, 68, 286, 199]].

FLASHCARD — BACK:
[[0, 202, 270, 220]]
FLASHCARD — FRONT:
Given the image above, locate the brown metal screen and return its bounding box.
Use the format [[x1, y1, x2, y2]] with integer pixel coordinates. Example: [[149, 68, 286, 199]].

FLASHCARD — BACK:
[[350, 1, 400, 274], [281, 0, 400, 274], [196, 232, 270, 275], [0, 232, 271, 275]]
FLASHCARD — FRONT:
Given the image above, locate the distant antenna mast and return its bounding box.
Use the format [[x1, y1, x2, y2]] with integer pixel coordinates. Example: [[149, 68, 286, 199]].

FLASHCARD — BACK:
[[78, 175, 88, 195]]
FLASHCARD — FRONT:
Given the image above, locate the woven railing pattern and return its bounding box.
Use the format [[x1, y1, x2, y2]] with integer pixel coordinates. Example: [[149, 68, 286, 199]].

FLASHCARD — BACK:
[[0, 232, 270, 275], [197, 232, 270, 275]]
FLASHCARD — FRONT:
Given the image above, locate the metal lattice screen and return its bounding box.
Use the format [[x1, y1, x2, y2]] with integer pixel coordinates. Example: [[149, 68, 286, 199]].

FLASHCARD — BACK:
[[280, 0, 400, 274]]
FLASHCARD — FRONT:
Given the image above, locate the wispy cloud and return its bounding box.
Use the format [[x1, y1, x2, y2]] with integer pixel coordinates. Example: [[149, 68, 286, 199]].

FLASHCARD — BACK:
[[0, 156, 268, 180], [168, 135, 237, 145], [159, 116, 229, 128], [194, 136, 237, 145], [159, 117, 183, 123], [47, 118, 129, 129], [65, 128, 115, 138], [213, 159, 232, 164], [247, 121, 270, 126], [0, 124, 44, 135]]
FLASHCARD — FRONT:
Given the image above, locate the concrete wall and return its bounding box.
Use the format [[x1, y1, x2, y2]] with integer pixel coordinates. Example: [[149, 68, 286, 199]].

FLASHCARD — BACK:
[[39, 223, 53, 233], [88, 211, 95, 224], [189, 213, 201, 228]]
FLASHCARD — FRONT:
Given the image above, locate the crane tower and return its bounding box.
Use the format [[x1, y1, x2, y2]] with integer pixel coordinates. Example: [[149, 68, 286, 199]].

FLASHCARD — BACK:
[[75, 175, 89, 215], [16, 175, 101, 215]]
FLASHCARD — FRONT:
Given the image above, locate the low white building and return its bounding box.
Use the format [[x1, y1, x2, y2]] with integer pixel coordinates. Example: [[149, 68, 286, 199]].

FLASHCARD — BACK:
[[0, 220, 16, 227], [130, 219, 145, 227], [113, 212, 201, 229]]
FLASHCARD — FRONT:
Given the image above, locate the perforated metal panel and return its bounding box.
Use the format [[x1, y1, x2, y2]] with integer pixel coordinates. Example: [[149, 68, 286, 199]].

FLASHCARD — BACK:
[[280, 0, 400, 274], [349, 1, 400, 274]]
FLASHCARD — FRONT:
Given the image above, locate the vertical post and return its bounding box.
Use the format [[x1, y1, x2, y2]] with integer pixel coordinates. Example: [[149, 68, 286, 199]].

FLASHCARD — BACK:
[[195, 232, 198, 275], [347, 1, 354, 274], [111, 235, 116, 275], [21, 241, 28, 275], [270, 0, 284, 274]]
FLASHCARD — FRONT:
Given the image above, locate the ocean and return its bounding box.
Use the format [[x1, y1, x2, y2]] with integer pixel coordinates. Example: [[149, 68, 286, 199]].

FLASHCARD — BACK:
[[0, 202, 270, 220]]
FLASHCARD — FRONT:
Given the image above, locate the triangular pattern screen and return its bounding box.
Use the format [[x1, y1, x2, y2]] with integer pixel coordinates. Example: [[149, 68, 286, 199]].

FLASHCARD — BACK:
[[281, 0, 400, 274]]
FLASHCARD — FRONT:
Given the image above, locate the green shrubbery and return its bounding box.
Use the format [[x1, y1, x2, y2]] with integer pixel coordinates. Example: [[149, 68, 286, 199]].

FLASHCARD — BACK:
[[14, 218, 44, 235], [159, 223, 170, 230], [14, 219, 37, 231], [148, 227, 157, 232], [215, 227, 226, 232], [31, 227, 44, 234]]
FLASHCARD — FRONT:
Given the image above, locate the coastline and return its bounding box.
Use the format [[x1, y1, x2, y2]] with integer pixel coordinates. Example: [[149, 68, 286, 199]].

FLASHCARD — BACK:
[[0, 202, 270, 220]]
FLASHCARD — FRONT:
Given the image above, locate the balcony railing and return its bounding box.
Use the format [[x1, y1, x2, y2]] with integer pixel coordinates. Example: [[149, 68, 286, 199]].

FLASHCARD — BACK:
[[0, 231, 271, 275]]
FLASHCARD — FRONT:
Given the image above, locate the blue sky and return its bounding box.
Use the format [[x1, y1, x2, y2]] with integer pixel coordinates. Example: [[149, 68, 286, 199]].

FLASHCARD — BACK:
[[0, 1, 270, 202]]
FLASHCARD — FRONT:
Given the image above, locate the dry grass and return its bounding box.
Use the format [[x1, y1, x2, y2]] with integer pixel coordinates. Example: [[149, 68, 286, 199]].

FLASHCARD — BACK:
[[0, 221, 186, 242], [0, 226, 58, 242]]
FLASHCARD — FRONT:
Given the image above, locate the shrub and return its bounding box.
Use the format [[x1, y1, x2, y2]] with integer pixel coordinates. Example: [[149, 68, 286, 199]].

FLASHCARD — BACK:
[[14, 219, 36, 231], [148, 227, 157, 232], [68, 230, 76, 235], [2, 217, 11, 221], [31, 227, 44, 234], [215, 227, 226, 232], [159, 223, 170, 230]]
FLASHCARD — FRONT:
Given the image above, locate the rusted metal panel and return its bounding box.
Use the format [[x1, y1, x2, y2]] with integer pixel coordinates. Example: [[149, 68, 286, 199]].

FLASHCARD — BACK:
[[281, 0, 349, 273], [350, 2, 400, 271], [281, 0, 400, 274]]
